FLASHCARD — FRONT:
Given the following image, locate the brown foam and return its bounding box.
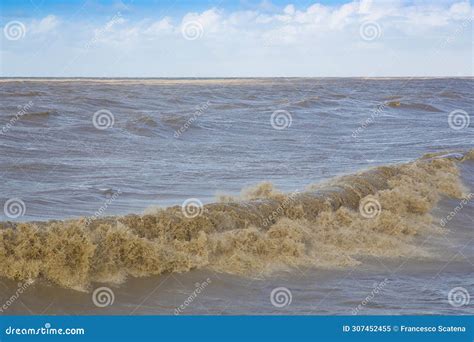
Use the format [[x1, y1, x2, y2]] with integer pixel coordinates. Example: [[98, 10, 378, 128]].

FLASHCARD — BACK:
[[0, 150, 471, 291]]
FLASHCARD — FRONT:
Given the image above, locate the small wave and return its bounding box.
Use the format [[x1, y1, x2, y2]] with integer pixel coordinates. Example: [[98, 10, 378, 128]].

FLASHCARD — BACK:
[[438, 91, 463, 99], [382, 95, 403, 101], [80, 97, 127, 108], [290, 96, 333, 108], [386, 101, 442, 112], [122, 114, 160, 137], [0, 149, 471, 291], [160, 114, 189, 127], [213, 103, 247, 110], [127, 114, 158, 127], [20, 111, 55, 120], [293, 100, 317, 108], [160, 113, 204, 133], [327, 94, 347, 99], [1, 91, 45, 97], [2, 162, 60, 172]]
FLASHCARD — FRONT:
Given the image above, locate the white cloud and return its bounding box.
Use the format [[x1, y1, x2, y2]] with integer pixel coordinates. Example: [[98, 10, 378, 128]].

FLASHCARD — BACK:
[[30, 15, 59, 34], [2, 2, 472, 76], [283, 4, 296, 15], [449, 1, 472, 18], [181, 8, 222, 34], [358, 0, 373, 14], [145, 17, 174, 35]]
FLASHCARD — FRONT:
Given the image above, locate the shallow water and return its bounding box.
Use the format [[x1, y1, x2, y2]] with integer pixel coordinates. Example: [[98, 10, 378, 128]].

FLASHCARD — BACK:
[[0, 78, 472, 315]]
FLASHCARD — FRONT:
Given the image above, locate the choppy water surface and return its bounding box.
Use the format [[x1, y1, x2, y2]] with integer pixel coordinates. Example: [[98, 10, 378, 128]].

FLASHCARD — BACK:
[[0, 78, 472, 315]]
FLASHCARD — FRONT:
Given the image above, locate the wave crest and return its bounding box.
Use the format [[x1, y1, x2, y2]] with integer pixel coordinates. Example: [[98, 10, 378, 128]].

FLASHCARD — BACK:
[[0, 150, 471, 291]]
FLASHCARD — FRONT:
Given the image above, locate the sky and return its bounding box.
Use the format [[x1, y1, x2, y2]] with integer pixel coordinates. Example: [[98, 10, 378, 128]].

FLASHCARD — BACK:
[[0, 0, 472, 77]]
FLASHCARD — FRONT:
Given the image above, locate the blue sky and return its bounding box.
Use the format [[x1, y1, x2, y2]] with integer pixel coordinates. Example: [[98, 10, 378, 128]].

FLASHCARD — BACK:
[[0, 0, 472, 77]]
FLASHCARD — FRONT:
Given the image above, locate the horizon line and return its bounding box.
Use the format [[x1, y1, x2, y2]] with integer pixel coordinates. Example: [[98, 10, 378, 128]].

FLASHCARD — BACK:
[[1, 76, 473, 80]]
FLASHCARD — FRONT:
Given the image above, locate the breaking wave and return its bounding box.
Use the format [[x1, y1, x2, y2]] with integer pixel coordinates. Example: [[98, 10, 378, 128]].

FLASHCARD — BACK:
[[0, 150, 472, 291], [386, 101, 443, 112]]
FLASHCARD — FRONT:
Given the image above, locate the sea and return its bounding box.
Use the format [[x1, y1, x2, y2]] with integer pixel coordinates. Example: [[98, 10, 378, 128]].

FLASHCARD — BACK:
[[0, 78, 472, 315]]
